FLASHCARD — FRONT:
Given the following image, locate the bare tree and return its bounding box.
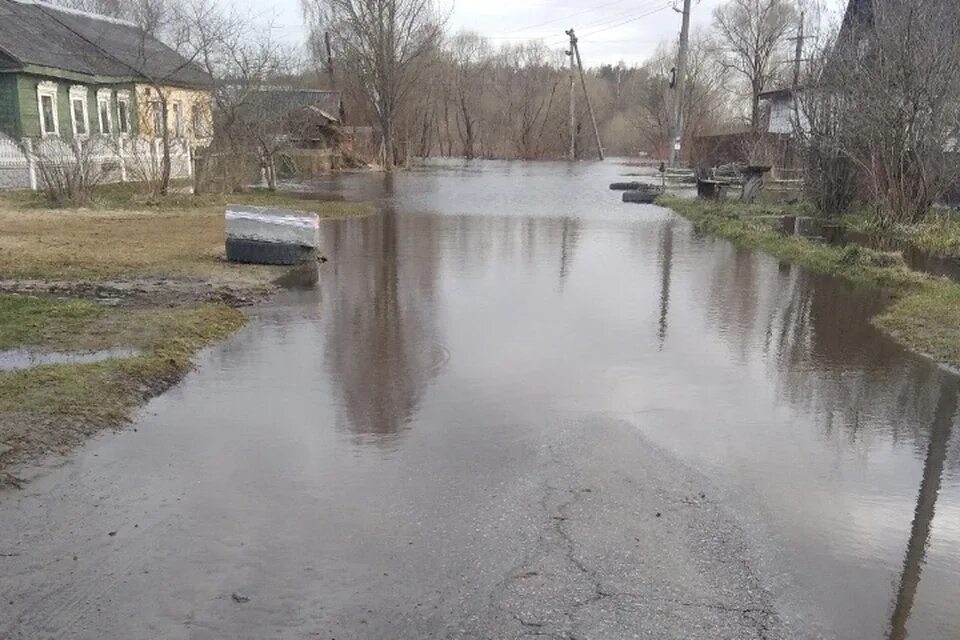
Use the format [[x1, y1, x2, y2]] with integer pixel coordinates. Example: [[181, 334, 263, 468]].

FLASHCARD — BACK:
[[798, 0, 960, 223], [300, 0, 445, 170], [713, 0, 798, 130]]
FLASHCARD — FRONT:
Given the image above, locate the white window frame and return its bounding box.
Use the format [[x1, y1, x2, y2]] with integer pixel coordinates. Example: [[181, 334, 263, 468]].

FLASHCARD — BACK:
[[171, 101, 183, 138], [191, 103, 210, 139], [37, 81, 59, 137], [116, 90, 131, 135], [96, 88, 113, 135], [69, 85, 90, 138], [151, 100, 164, 137]]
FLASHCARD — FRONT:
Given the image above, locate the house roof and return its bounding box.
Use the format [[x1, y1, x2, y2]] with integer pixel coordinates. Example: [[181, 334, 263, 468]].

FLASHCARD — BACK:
[[0, 0, 212, 87], [838, 0, 875, 44], [245, 89, 342, 122]]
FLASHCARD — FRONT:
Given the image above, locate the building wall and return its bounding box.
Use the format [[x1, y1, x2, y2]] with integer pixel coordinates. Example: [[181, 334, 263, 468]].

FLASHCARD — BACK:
[[14, 74, 139, 141], [134, 85, 212, 144], [0, 74, 21, 139], [5, 75, 212, 144], [768, 98, 794, 135]]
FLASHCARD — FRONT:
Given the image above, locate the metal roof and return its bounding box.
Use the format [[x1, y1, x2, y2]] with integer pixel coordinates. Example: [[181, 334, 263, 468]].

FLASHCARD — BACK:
[[244, 89, 342, 121], [0, 0, 212, 87]]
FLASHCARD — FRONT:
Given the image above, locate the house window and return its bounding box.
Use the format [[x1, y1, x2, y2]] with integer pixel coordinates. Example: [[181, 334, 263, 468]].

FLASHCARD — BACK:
[[151, 101, 164, 135], [172, 101, 183, 138], [37, 81, 59, 136], [191, 104, 208, 138], [69, 85, 89, 137], [116, 91, 130, 134], [97, 89, 112, 135]]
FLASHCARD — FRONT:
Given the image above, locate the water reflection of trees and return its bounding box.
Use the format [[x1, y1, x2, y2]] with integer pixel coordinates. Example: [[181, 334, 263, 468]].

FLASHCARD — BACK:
[[702, 238, 956, 463], [321, 208, 582, 444], [322, 210, 442, 444], [700, 234, 960, 637]]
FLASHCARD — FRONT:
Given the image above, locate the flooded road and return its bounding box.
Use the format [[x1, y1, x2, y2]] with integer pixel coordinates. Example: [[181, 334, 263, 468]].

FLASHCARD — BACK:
[[2, 160, 960, 639]]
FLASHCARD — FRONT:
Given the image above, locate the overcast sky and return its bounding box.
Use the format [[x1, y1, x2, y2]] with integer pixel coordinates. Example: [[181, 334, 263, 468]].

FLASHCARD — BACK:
[[227, 0, 846, 66]]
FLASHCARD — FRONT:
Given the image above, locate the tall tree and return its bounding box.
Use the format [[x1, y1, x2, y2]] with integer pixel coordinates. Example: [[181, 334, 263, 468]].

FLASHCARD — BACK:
[[713, 0, 798, 130], [301, 0, 444, 170]]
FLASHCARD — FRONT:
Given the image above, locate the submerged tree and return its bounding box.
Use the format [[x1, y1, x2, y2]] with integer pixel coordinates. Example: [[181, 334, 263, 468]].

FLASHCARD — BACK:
[[300, 0, 445, 170]]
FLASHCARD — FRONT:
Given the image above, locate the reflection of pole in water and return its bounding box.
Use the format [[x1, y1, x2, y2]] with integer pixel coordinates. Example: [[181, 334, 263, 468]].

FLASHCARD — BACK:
[[888, 374, 958, 640], [558, 218, 579, 291], [657, 222, 674, 350]]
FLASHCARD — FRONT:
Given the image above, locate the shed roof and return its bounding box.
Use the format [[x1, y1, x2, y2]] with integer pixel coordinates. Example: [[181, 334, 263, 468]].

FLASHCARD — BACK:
[[0, 0, 212, 87], [245, 89, 342, 121]]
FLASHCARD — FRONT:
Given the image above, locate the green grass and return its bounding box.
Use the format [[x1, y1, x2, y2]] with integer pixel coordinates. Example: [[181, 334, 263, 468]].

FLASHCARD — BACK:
[[661, 196, 960, 369], [0, 295, 103, 350], [0, 294, 246, 469]]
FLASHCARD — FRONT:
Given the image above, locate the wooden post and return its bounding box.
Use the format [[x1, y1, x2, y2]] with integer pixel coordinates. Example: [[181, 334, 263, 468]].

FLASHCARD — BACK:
[[566, 28, 577, 161], [23, 138, 37, 191], [118, 137, 127, 183], [791, 12, 805, 128], [671, 0, 693, 167], [573, 37, 604, 161]]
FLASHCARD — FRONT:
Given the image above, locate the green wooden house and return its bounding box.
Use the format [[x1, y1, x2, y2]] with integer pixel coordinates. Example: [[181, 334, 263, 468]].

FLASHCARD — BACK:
[[0, 0, 212, 143]]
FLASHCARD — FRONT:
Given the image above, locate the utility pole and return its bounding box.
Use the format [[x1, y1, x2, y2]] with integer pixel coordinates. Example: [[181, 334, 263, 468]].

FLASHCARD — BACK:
[[566, 29, 577, 161], [792, 12, 804, 90], [324, 31, 336, 88], [791, 11, 805, 127], [671, 0, 692, 168], [573, 35, 604, 160]]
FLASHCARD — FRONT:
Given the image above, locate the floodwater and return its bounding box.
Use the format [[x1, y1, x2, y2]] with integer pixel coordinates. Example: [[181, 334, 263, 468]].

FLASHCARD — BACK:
[[0, 347, 141, 372], [2, 160, 960, 639]]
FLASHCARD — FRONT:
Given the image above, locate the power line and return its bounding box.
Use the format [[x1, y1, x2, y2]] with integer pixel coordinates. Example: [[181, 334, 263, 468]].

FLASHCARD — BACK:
[[494, 0, 633, 37], [581, 4, 674, 37], [491, 0, 667, 41]]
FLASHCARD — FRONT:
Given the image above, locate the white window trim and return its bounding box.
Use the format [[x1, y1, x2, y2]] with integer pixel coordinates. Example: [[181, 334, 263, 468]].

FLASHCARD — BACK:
[[116, 90, 131, 135], [150, 100, 164, 137], [69, 85, 90, 138], [37, 81, 59, 137], [171, 100, 183, 139], [96, 88, 113, 135]]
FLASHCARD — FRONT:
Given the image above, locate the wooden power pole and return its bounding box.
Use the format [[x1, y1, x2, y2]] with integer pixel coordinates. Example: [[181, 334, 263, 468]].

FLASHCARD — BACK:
[[573, 36, 604, 160], [671, 0, 693, 167], [566, 29, 577, 161], [791, 11, 805, 126], [565, 28, 605, 161]]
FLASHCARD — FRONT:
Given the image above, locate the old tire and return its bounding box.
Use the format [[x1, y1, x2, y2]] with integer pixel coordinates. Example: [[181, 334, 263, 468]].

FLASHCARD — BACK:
[[225, 238, 316, 265], [622, 190, 658, 204], [610, 182, 642, 191]]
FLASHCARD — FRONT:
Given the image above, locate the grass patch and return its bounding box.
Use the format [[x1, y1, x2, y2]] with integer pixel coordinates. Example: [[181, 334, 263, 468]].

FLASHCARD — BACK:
[[0, 186, 374, 283], [0, 293, 245, 470], [661, 196, 960, 368]]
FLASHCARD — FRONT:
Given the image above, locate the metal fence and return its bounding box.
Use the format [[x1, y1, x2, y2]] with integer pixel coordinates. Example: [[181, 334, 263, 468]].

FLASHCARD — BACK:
[[0, 134, 193, 190]]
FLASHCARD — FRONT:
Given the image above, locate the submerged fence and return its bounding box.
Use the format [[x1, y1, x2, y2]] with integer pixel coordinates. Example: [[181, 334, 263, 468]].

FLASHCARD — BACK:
[[0, 134, 193, 190]]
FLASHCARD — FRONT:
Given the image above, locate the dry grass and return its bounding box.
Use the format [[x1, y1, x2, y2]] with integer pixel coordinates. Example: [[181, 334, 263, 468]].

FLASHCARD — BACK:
[[0, 188, 373, 284]]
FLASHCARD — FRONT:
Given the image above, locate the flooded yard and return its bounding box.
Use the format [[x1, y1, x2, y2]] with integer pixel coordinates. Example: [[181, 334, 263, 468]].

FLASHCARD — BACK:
[[1, 160, 959, 639]]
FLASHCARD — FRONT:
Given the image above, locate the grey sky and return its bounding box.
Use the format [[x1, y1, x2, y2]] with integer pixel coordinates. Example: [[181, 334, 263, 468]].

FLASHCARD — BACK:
[[228, 0, 846, 66]]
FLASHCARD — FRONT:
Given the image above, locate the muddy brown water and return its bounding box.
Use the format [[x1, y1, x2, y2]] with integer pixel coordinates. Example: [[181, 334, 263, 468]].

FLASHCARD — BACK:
[[2, 160, 960, 639]]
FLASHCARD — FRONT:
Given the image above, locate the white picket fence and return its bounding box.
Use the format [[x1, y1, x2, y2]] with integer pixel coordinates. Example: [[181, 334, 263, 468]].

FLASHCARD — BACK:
[[0, 134, 193, 190]]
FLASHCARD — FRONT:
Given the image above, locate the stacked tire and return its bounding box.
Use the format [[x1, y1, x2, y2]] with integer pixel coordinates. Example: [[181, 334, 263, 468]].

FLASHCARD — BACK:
[[225, 206, 320, 266]]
